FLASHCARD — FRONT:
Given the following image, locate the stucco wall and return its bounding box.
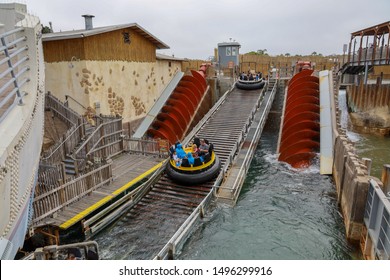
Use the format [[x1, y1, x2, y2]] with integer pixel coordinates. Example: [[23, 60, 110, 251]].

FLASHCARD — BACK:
[[45, 59, 181, 123]]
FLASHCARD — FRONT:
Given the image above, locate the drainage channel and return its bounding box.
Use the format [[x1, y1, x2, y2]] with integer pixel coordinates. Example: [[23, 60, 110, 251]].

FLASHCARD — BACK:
[[95, 81, 277, 260]]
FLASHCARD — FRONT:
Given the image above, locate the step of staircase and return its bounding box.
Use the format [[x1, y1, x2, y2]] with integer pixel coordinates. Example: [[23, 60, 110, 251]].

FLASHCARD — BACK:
[[63, 156, 77, 176]]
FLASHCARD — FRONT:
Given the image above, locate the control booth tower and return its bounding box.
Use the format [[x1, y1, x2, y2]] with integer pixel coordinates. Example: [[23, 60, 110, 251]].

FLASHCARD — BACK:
[[217, 40, 241, 69]]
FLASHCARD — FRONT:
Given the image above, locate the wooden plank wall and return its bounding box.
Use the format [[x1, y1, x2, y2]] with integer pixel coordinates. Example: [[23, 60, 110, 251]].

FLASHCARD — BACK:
[[43, 28, 156, 63], [43, 38, 85, 63], [84, 29, 156, 62], [239, 54, 340, 74], [347, 82, 390, 112], [181, 55, 340, 78]]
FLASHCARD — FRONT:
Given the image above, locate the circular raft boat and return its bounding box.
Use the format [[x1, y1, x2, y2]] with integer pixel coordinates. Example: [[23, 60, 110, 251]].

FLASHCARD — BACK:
[[166, 146, 221, 185], [236, 79, 266, 90]]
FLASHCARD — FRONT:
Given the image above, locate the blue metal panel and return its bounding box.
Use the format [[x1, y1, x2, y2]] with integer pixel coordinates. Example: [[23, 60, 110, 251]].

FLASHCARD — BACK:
[[217, 42, 240, 68], [364, 179, 390, 259]]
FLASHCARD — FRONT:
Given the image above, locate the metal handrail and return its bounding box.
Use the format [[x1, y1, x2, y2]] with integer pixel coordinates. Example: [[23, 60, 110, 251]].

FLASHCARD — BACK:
[[41, 122, 85, 161], [231, 80, 277, 198], [154, 190, 214, 260], [31, 241, 99, 260], [0, 55, 28, 79], [0, 27, 29, 122], [0, 78, 29, 108], [153, 80, 278, 259], [182, 85, 233, 146], [364, 179, 390, 260], [65, 94, 104, 122], [73, 118, 122, 158], [84, 159, 167, 238], [0, 27, 24, 42], [0, 65, 29, 94], [86, 130, 123, 156], [153, 86, 238, 260], [65, 94, 89, 111]]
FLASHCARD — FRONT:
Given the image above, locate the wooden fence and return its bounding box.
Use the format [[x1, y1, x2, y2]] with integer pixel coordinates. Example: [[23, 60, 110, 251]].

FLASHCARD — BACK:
[[41, 93, 86, 165], [32, 162, 112, 225], [73, 118, 124, 162], [36, 164, 66, 197], [126, 138, 169, 157], [347, 82, 390, 112], [45, 92, 81, 127]]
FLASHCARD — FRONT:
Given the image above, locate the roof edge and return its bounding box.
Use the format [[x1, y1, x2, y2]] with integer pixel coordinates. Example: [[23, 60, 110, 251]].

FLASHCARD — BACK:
[[42, 22, 170, 49]]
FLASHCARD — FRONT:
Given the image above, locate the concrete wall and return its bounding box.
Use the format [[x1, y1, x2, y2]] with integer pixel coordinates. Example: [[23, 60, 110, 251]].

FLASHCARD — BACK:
[[0, 11, 45, 259], [0, 3, 27, 31], [45, 59, 181, 123], [332, 135, 369, 243], [326, 70, 370, 243]]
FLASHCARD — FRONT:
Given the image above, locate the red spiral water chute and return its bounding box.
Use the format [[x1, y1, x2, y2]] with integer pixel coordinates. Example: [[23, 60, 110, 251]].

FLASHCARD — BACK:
[[278, 69, 320, 168], [147, 65, 209, 144]]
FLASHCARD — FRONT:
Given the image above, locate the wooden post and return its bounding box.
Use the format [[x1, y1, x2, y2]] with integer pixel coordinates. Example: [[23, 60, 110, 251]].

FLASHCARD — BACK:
[[74, 160, 79, 176], [60, 162, 67, 183], [78, 118, 84, 140], [337, 155, 348, 205], [62, 136, 67, 157], [119, 120, 124, 152], [107, 159, 113, 179], [167, 243, 174, 260], [381, 164, 390, 195], [100, 125, 106, 159], [199, 205, 204, 219], [362, 158, 372, 177]]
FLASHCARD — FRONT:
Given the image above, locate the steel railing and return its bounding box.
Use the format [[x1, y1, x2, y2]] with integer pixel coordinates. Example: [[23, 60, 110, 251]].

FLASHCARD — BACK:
[[153, 82, 273, 259], [364, 179, 390, 260], [221, 80, 277, 200], [0, 27, 29, 122]]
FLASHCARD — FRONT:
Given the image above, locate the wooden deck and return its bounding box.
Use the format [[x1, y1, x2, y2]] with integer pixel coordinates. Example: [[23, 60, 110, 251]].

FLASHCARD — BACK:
[[40, 153, 165, 229]]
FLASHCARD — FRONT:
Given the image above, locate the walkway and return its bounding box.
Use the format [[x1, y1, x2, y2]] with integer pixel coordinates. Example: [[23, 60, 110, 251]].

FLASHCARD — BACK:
[[40, 153, 165, 230]]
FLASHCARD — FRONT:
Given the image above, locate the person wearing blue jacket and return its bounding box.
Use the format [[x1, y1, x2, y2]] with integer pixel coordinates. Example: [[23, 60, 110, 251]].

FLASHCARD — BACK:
[[187, 152, 195, 165], [176, 143, 187, 159]]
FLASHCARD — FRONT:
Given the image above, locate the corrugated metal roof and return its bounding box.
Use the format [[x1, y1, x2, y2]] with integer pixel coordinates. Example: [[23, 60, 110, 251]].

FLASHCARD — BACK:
[[42, 23, 169, 49], [156, 53, 186, 61]]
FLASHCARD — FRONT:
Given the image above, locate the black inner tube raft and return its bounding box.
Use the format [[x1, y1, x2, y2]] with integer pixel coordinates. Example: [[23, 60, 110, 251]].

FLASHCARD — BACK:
[[166, 148, 221, 185], [236, 79, 266, 90]]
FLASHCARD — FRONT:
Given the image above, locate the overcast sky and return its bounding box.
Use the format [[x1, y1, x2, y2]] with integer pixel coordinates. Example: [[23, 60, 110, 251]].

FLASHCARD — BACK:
[[13, 0, 390, 59]]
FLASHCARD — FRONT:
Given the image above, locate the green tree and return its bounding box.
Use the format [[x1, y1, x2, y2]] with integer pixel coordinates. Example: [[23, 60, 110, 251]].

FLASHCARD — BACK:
[[257, 49, 268, 55], [41, 25, 52, 34]]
